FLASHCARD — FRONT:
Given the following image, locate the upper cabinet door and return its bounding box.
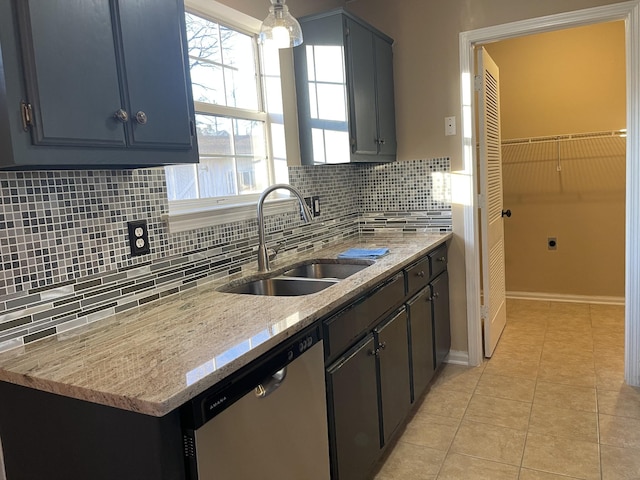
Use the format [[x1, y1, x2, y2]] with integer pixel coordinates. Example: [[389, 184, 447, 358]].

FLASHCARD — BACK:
[[119, 0, 193, 149], [374, 35, 396, 158], [346, 18, 378, 156], [16, 0, 126, 147]]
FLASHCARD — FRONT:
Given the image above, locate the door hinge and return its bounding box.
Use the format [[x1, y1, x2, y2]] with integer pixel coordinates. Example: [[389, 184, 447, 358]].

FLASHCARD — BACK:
[[474, 74, 482, 92], [477, 193, 486, 208], [480, 305, 489, 320], [20, 101, 33, 131]]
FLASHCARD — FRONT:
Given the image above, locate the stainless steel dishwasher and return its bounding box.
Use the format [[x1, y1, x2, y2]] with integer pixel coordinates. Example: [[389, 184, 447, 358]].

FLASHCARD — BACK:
[[181, 325, 330, 480]]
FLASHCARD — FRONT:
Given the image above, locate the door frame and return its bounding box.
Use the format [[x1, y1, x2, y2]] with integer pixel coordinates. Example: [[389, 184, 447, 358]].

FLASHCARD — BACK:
[[459, 0, 640, 386]]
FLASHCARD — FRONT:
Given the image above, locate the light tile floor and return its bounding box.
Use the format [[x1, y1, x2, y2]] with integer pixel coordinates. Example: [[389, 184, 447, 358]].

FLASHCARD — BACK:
[[373, 299, 640, 480]]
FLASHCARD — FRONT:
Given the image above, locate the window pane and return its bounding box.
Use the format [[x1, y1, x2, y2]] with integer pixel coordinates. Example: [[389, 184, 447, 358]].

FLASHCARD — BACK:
[[261, 44, 281, 76], [270, 123, 286, 160], [312, 129, 326, 164], [219, 26, 259, 110], [185, 13, 221, 63], [313, 46, 344, 83], [220, 25, 253, 68], [308, 84, 319, 119], [224, 67, 258, 110], [236, 157, 268, 194], [274, 158, 288, 184], [324, 130, 350, 163], [233, 119, 266, 157], [165, 164, 198, 200], [189, 60, 226, 104], [196, 115, 233, 155], [306, 46, 315, 81], [198, 157, 237, 197], [317, 84, 347, 122], [264, 77, 283, 115]]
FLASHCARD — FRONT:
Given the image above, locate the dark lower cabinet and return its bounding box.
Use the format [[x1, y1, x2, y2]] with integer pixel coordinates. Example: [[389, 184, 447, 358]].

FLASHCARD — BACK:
[[407, 287, 435, 402], [327, 335, 380, 480], [432, 271, 451, 368], [376, 309, 411, 445], [324, 243, 450, 480]]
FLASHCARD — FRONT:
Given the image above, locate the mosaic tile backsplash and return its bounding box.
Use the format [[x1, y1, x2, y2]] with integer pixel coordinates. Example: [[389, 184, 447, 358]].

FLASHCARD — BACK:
[[0, 158, 451, 350]]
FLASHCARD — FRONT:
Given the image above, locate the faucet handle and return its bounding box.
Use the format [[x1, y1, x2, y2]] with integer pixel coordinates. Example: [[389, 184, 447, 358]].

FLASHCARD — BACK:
[[268, 242, 284, 261]]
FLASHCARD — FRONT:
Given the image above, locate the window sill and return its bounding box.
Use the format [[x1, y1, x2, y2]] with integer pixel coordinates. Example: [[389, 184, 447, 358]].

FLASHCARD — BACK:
[[162, 198, 299, 234]]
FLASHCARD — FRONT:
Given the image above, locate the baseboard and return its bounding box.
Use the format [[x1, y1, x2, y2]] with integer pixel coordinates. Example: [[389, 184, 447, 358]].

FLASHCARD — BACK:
[[506, 291, 624, 306], [444, 350, 469, 366]]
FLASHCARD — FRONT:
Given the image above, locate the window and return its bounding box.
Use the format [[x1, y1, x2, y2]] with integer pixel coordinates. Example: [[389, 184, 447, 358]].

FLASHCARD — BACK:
[[165, 7, 288, 224]]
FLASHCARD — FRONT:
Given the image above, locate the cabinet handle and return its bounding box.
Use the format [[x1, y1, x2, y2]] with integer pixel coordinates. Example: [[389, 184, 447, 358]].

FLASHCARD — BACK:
[[135, 111, 148, 125], [114, 109, 129, 123], [379, 138, 386, 145], [378, 342, 386, 350], [426, 296, 433, 302], [433, 292, 440, 299], [437, 256, 446, 262], [368, 348, 379, 357], [416, 270, 425, 278]]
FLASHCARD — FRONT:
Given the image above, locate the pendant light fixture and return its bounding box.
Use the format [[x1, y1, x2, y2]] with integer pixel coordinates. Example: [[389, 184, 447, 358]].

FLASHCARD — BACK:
[[259, 0, 303, 49]]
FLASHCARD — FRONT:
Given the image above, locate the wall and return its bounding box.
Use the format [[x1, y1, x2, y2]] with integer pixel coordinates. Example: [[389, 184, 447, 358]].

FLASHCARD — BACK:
[[484, 22, 626, 298], [0, 160, 451, 350]]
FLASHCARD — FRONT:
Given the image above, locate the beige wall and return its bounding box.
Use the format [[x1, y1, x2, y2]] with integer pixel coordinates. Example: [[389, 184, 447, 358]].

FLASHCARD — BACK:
[[218, 0, 626, 354], [486, 22, 626, 139], [485, 23, 626, 298]]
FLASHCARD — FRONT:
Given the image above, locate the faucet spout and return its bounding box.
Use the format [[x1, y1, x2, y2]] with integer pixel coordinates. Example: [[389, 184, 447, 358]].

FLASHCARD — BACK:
[[257, 184, 313, 272]]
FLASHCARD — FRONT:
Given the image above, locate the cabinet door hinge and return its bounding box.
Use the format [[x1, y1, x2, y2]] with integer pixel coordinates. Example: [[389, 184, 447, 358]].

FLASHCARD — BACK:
[[190, 119, 195, 137], [474, 74, 482, 92], [480, 305, 489, 320], [20, 101, 33, 131]]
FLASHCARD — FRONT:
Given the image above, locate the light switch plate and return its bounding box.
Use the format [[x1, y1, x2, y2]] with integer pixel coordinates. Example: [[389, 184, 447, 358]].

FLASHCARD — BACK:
[[445, 116, 456, 136]]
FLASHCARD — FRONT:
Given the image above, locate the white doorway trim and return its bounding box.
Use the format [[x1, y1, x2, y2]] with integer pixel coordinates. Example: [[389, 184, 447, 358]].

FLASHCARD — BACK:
[[459, 0, 640, 386]]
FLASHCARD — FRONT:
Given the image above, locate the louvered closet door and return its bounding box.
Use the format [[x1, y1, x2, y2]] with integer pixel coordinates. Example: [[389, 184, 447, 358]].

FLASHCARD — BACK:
[[478, 47, 507, 357]]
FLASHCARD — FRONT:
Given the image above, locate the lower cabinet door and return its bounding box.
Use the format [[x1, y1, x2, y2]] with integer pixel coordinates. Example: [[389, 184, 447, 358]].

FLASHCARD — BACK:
[[376, 308, 411, 446], [327, 335, 380, 480], [432, 271, 451, 368], [407, 287, 435, 402]]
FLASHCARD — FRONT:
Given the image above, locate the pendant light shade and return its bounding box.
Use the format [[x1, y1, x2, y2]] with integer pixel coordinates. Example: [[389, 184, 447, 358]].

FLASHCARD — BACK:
[[259, 0, 303, 49]]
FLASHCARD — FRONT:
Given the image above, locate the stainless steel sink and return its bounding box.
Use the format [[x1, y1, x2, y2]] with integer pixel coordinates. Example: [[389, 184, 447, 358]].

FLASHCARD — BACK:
[[221, 277, 338, 296], [282, 260, 373, 280]]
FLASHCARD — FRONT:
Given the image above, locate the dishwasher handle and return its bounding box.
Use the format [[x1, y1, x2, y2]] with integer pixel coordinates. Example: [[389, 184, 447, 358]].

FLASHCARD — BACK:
[[255, 367, 287, 398]]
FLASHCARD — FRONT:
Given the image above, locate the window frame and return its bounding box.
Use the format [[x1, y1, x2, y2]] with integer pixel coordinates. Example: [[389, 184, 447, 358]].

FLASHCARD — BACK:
[[164, 0, 296, 233]]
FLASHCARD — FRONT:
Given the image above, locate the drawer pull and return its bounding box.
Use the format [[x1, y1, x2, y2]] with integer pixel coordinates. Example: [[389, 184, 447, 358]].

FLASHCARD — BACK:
[[416, 270, 425, 278], [437, 256, 446, 262]]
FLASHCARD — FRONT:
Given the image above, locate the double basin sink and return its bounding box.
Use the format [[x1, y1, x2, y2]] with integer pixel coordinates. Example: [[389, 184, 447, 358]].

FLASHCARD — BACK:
[[219, 259, 373, 296]]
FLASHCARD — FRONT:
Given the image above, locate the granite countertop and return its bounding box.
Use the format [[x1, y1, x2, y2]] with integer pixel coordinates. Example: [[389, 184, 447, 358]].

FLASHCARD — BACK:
[[0, 232, 451, 417]]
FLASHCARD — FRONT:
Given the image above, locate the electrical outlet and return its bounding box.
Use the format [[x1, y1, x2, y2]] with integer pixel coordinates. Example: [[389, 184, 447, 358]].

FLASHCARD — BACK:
[[312, 196, 320, 217], [548, 237, 557, 250], [128, 220, 150, 256]]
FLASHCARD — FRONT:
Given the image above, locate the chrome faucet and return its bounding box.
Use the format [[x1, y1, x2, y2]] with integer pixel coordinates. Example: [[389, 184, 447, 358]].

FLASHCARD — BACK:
[[257, 184, 313, 272]]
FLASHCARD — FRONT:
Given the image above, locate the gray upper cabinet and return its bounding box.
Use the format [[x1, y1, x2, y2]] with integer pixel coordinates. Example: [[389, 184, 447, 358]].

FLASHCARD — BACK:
[[0, 0, 197, 169], [293, 9, 396, 165]]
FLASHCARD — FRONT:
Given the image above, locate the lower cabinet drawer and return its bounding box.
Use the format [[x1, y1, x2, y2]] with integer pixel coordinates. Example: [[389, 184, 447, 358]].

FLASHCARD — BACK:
[[428, 244, 448, 279], [405, 256, 430, 297], [324, 272, 404, 362]]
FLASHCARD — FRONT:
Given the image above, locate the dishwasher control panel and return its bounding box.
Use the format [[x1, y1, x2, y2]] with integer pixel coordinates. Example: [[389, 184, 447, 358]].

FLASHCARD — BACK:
[[181, 324, 321, 429]]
